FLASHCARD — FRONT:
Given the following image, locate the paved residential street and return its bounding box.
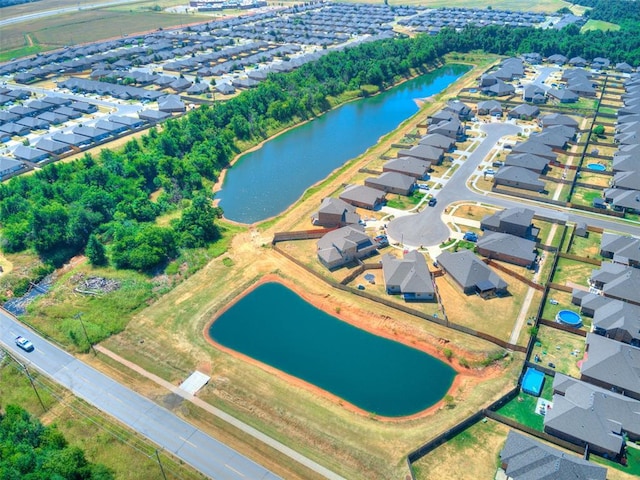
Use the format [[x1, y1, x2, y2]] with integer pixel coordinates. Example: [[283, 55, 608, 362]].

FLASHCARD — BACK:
[[387, 122, 640, 249], [0, 310, 282, 480]]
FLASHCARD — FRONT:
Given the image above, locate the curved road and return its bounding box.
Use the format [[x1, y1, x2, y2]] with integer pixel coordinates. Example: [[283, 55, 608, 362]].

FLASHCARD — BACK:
[[388, 122, 640, 249], [0, 310, 281, 480]]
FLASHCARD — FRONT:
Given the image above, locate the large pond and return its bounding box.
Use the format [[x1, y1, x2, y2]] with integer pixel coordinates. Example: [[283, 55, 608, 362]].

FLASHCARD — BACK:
[[218, 65, 470, 224], [208, 282, 456, 417]]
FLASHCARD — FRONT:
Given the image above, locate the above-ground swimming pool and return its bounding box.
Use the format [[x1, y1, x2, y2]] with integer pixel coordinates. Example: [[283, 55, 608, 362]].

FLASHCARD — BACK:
[[556, 309, 582, 327], [587, 163, 606, 171], [522, 367, 545, 396]]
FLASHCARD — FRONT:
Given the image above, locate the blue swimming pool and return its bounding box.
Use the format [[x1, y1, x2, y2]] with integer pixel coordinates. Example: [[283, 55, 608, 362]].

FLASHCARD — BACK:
[[522, 367, 544, 396], [587, 163, 606, 171], [556, 309, 582, 327]]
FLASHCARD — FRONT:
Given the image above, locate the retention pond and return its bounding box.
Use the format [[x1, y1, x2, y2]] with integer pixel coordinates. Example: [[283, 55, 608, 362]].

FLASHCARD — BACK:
[[218, 65, 470, 224], [208, 282, 456, 417]]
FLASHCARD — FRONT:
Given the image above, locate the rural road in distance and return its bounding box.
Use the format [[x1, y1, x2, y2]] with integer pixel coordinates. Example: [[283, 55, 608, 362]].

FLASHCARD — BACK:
[[0, 310, 282, 480], [0, 0, 138, 28]]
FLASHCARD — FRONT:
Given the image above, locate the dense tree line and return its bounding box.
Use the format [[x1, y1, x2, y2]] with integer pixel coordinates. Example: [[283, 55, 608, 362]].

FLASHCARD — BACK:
[[0, 0, 40, 7], [1, 20, 639, 271], [571, 0, 640, 26], [0, 404, 113, 479]]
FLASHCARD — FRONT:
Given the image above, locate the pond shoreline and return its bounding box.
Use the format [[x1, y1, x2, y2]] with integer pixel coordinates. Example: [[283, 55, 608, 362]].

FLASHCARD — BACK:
[[204, 273, 502, 421]]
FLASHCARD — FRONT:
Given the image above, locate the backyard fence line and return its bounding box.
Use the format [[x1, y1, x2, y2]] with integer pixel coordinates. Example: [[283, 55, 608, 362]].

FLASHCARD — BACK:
[[567, 202, 625, 218], [538, 318, 588, 338], [524, 360, 560, 377], [547, 282, 573, 293], [491, 187, 568, 207], [558, 252, 602, 266], [272, 229, 334, 243], [573, 181, 606, 190], [484, 411, 586, 456], [484, 260, 544, 291]]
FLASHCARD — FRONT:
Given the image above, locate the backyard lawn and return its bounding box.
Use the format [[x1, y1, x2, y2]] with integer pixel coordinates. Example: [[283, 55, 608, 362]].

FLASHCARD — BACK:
[[530, 325, 586, 378], [551, 257, 595, 289], [567, 231, 603, 259], [594, 445, 640, 480], [496, 374, 554, 431]]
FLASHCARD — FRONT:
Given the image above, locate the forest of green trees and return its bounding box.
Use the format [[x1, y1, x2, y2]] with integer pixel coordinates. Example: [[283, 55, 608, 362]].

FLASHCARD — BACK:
[[0, 404, 113, 479], [0, 1, 639, 272]]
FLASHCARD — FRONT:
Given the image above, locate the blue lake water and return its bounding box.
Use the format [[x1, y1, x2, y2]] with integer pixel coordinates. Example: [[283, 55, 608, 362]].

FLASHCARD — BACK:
[[208, 282, 456, 417], [218, 65, 470, 224]]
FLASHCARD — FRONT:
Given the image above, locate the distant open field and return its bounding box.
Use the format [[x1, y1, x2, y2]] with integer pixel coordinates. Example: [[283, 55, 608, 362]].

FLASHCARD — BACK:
[[0, 1, 209, 60]]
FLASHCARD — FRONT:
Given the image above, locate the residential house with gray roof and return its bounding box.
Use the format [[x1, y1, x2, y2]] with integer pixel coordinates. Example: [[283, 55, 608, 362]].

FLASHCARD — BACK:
[[339, 184, 386, 210], [418, 133, 456, 152], [365, 172, 415, 196], [529, 130, 570, 149], [436, 249, 507, 298], [481, 207, 537, 239], [573, 291, 614, 317], [540, 113, 580, 129], [380, 250, 434, 301], [547, 88, 579, 104], [499, 430, 607, 480], [34, 138, 70, 155], [522, 84, 545, 104], [11, 145, 49, 163], [581, 333, 640, 400], [477, 232, 537, 268], [612, 171, 640, 192], [503, 153, 549, 174], [397, 144, 444, 164], [383, 157, 430, 179], [507, 104, 540, 120], [600, 232, 640, 267], [590, 263, 640, 305], [592, 299, 640, 347], [0, 156, 25, 177], [311, 197, 360, 228], [493, 166, 545, 192], [444, 99, 471, 120], [603, 188, 640, 214], [544, 374, 640, 458], [51, 132, 92, 147], [477, 100, 503, 116], [429, 118, 465, 140], [511, 140, 557, 161], [316, 225, 377, 270]]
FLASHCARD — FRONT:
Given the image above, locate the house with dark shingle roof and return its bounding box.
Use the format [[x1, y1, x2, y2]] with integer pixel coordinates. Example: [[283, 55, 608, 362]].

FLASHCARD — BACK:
[[493, 166, 545, 192], [339, 184, 386, 210], [444, 99, 471, 120], [503, 153, 549, 174], [311, 197, 360, 228], [590, 262, 640, 304], [11, 145, 49, 163], [34, 138, 70, 155], [511, 140, 557, 161], [544, 374, 640, 458], [477, 100, 503, 116], [418, 133, 455, 152], [499, 430, 607, 480], [507, 104, 539, 120], [581, 333, 640, 400], [383, 157, 430, 179], [397, 144, 444, 164], [380, 250, 434, 301], [593, 299, 640, 347], [365, 172, 415, 196], [600, 232, 640, 267], [429, 118, 465, 140], [316, 225, 377, 270], [481, 207, 537, 239], [540, 113, 579, 129], [477, 232, 537, 267], [436, 249, 507, 297], [546, 88, 579, 104], [0, 156, 25, 177]]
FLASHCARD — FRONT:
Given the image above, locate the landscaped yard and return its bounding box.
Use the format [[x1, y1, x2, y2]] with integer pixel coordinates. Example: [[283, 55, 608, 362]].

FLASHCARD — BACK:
[[530, 325, 586, 378], [571, 186, 605, 207], [411, 418, 508, 480], [496, 374, 554, 431]]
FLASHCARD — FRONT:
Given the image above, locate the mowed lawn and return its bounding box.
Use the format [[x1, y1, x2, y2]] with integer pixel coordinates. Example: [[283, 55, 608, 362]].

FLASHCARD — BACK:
[[411, 418, 509, 480]]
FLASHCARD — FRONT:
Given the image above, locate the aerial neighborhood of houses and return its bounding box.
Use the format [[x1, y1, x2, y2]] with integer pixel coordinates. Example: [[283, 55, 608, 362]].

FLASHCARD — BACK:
[[4, 1, 640, 479]]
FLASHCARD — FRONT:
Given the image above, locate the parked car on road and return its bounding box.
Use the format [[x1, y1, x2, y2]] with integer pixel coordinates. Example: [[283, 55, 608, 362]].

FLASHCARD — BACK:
[[428, 197, 437, 207]]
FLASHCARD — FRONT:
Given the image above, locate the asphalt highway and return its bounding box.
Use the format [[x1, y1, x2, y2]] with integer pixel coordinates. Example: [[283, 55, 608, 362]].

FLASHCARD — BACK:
[[0, 310, 281, 480]]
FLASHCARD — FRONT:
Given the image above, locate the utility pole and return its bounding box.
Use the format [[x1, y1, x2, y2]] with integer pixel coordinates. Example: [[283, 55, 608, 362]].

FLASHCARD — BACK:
[[7, 353, 47, 412], [155, 449, 168, 480], [75, 313, 97, 356]]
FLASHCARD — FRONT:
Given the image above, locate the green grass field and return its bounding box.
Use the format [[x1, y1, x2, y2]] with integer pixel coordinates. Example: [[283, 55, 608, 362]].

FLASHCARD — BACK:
[[581, 19, 621, 33], [496, 374, 554, 431]]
